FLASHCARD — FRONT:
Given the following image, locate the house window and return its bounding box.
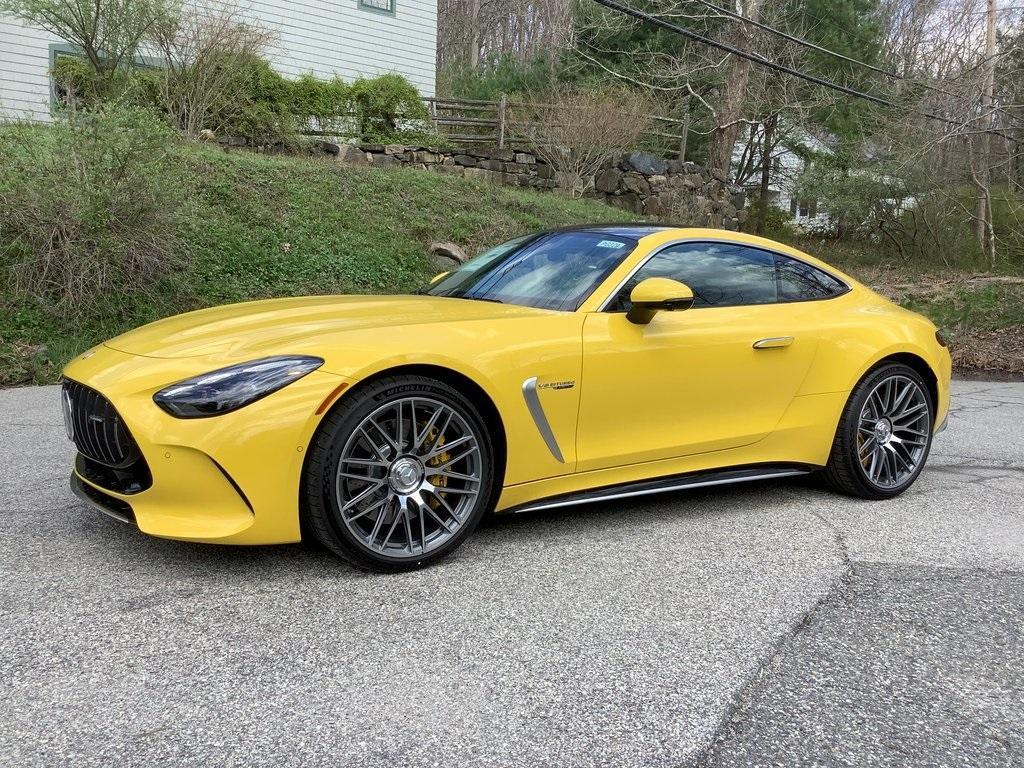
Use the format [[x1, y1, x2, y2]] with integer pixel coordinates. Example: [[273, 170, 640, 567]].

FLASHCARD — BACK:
[[790, 198, 818, 220], [359, 0, 395, 13]]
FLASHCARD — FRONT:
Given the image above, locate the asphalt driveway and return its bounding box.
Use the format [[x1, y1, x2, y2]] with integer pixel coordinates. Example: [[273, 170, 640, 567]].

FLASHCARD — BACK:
[[1, 380, 1022, 767]]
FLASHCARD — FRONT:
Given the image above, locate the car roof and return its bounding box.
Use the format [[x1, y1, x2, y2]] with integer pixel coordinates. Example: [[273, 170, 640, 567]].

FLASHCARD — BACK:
[[545, 223, 683, 239]]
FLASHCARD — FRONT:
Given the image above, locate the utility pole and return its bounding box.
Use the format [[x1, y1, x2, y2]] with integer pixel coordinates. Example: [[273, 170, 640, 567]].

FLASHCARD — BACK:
[[975, 0, 997, 265]]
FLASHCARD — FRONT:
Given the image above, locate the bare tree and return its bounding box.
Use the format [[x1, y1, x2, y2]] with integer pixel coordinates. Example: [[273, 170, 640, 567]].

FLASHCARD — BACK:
[[705, 0, 765, 180], [874, 0, 1024, 266], [148, 1, 276, 137], [571, 0, 795, 181], [523, 86, 654, 196], [1, 0, 176, 82], [438, 0, 573, 72]]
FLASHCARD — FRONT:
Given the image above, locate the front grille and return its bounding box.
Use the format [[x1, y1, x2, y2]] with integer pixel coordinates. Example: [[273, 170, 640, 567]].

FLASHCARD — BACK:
[[62, 379, 140, 468], [76, 453, 152, 495]]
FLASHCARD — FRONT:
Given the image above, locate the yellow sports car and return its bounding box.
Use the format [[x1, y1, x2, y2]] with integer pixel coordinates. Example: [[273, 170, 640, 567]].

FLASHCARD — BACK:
[[62, 226, 951, 570]]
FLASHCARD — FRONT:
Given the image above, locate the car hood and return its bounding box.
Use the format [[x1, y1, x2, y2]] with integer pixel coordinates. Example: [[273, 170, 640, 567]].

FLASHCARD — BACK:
[[104, 295, 551, 360]]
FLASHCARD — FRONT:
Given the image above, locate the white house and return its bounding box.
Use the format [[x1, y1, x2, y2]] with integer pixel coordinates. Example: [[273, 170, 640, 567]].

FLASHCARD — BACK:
[[0, 0, 438, 122], [732, 130, 831, 228]]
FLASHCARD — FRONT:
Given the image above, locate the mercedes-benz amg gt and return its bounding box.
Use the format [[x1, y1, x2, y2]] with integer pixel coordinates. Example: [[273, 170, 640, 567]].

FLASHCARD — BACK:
[[62, 226, 951, 570]]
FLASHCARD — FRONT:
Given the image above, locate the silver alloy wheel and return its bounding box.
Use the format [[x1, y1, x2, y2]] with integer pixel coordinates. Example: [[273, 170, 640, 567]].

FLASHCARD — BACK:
[[856, 374, 931, 489], [335, 396, 483, 558]]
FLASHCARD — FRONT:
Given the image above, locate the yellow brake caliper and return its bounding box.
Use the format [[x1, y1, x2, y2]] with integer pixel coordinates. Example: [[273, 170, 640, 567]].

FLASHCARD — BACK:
[[424, 426, 447, 509]]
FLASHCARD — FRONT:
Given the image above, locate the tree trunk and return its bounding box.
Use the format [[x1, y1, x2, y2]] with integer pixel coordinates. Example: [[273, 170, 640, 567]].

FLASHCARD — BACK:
[[757, 115, 776, 235], [468, 0, 481, 68], [974, 0, 997, 266], [707, 0, 764, 181]]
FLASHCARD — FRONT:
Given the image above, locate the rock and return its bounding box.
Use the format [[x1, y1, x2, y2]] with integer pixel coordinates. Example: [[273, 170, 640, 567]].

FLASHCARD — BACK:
[[337, 144, 368, 165], [504, 162, 529, 174], [477, 158, 504, 171], [644, 196, 665, 216], [359, 143, 385, 153], [682, 173, 703, 189], [384, 144, 405, 155], [722, 217, 739, 231], [731, 190, 747, 210], [434, 165, 464, 176], [611, 192, 644, 214], [413, 150, 442, 164], [431, 241, 468, 264], [489, 148, 515, 162], [536, 163, 555, 180], [514, 152, 536, 165], [453, 155, 477, 167], [666, 159, 684, 175], [625, 151, 668, 175], [595, 168, 623, 194], [463, 167, 489, 181], [370, 153, 400, 167], [648, 174, 667, 192], [622, 172, 651, 197], [314, 140, 340, 156]]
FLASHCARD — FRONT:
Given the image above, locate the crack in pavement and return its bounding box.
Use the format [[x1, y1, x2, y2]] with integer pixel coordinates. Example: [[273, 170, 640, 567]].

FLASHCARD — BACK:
[[697, 561, 1024, 767], [689, 507, 856, 767]]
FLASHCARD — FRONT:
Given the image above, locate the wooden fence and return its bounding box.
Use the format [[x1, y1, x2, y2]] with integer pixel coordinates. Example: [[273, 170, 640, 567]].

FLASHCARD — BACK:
[[423, 96, 692, 160]]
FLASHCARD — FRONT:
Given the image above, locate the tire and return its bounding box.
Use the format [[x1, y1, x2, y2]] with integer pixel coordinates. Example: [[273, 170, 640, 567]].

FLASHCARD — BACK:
[[303, 375, 498, 571], [822, 362, 934, 500]]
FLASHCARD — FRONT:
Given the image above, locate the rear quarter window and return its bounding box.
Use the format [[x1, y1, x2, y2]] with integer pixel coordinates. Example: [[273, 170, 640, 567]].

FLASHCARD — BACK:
[[775, 255, 847, 302]]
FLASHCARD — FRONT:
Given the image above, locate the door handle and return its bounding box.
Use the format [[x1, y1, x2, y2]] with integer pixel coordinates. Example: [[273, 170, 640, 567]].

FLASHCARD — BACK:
[[753, 336, 794, 350]]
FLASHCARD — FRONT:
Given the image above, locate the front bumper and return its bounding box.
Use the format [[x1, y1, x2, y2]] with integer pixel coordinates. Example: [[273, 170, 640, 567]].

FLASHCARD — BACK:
[[63, 344, 350, 545]]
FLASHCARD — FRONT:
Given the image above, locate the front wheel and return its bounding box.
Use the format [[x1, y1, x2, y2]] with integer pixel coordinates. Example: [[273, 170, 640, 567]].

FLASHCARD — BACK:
[[303, 376, 497, 571], [822, 363, 934, 500]]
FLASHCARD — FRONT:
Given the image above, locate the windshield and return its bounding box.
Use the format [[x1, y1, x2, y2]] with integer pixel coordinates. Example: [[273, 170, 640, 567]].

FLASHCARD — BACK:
[[425, 231, 639, 311]]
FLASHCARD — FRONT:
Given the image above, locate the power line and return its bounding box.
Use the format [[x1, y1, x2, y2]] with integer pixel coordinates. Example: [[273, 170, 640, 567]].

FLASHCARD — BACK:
[[588, 0, 1018, 142], [690, 0, 989, 105], [690, 0, 900, 82]]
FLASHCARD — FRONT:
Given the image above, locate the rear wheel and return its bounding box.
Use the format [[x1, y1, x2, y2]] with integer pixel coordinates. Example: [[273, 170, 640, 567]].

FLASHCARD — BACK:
[[304, 376, 497, 571], [822, 363, 934, 499]]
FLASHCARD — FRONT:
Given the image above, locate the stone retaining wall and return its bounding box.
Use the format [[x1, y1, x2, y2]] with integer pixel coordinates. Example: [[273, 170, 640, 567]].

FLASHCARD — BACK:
[[317, 141, 746, 230]]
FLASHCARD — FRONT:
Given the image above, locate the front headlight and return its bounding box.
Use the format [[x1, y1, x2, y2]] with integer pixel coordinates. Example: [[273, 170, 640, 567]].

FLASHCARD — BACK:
[[153, 355, 324, 418]]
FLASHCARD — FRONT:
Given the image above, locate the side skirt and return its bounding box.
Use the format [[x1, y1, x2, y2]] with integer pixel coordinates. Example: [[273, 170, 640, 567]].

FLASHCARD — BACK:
[[502, 464, 813, 515]]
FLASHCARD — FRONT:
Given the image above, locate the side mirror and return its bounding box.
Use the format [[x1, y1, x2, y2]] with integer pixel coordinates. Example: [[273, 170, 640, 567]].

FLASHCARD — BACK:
[[626, 277, 694, 325], [429, 271, 450, 285]]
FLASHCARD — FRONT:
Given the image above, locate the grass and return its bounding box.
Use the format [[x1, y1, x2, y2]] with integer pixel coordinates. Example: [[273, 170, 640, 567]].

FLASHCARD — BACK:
[[0, 144, 638, 386]]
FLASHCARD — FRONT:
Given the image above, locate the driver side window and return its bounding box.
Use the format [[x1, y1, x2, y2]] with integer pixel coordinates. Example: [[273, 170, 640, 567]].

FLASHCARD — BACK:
[[608, 242, 777, 312]]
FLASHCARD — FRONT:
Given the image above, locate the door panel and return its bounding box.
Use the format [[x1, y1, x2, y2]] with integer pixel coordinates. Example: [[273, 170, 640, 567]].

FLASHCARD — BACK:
[[576, 304, 819, 472]]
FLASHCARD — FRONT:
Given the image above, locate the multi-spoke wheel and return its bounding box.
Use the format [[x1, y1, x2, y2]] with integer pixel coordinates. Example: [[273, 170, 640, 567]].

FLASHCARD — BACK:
[[303, 375, 497, 570], [822, 362, 935, 499]]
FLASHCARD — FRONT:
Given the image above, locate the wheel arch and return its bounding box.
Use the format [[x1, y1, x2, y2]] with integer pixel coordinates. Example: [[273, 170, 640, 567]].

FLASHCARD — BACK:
[[307, 362, 508, 488], [860, 351, 939, 415], [877, 352, 939, 411]]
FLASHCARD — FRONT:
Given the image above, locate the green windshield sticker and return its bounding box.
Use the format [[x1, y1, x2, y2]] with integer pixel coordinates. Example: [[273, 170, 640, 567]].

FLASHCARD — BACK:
[[596, 240, 625, 249]]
